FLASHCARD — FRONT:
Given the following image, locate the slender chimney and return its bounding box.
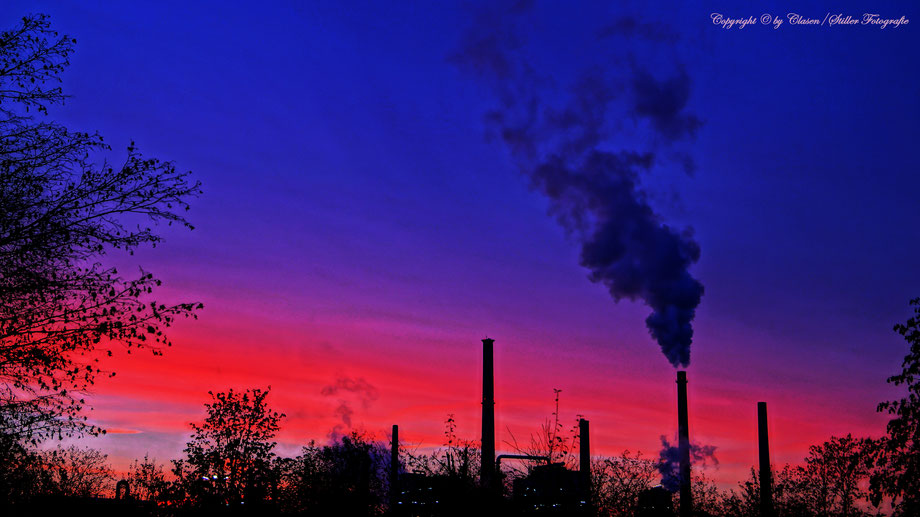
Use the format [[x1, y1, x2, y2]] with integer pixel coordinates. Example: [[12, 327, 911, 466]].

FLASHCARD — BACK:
[[390, 424, 399, 508], [579, 418, 591, 491], [758, 402, 774, 517], [677, 371, 692, 517], [481, 338, 495, 489]]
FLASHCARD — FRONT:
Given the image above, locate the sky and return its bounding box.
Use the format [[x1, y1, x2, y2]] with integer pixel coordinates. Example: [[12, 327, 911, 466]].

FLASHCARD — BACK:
[[5, 0, 919, 489]]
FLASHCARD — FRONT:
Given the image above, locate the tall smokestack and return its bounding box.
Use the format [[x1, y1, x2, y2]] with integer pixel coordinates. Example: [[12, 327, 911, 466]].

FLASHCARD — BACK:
[[390, 424, 399, 508], [579, 418, 591, 491], [677, 371, 692, 517], [758, 402, 774, 517], [481, 338, 495, 489]]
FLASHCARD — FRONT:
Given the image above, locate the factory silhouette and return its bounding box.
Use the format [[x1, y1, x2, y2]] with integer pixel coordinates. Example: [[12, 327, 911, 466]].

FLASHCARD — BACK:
[[384, 338, 775, 517], [15, 336, 780, 517]]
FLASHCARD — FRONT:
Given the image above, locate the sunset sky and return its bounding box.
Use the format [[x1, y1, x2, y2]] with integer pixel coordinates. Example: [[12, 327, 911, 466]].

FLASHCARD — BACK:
[[6, 1, 919, 489]]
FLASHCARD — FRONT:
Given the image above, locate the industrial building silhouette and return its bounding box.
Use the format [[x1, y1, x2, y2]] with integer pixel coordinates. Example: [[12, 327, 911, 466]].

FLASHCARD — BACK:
[[29, 337, 777, 516], [389, 338, 777, 516]]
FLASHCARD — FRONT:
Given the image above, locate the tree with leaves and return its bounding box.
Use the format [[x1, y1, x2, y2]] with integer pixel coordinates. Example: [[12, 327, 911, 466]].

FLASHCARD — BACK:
[[276, 431, 390, 516], [0, 431, 42, 507], [0, 14, 202, 444], [38, 445, 114, 498], [589, 450, 659, 516], [719, 439, 874, 517], [871, 298, 920, 516], [435, 413, 481, 482], [174, 387, 284, 507], [506, 388, 580, 475], [801, 434, 874, 517], [126, 454, 168, 502]]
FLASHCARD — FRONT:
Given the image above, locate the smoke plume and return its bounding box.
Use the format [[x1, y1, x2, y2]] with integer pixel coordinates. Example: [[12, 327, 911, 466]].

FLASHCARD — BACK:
[[321, 375, 379, 441], [657, 435, 718, 492], [598, 17, 680, 44], [451, 4, 703, 366]]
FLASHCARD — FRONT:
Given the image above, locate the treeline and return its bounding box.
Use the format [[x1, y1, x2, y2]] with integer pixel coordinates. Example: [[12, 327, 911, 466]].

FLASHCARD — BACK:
[[0, 394, 912, 516], [4, 295, 920, 517], [0, 12, 918, 517], [1, 291, 920, 516]]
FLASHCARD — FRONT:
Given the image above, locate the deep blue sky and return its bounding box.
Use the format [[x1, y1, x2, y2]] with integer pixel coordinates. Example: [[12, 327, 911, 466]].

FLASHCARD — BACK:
[[6, 0, 918, 485]]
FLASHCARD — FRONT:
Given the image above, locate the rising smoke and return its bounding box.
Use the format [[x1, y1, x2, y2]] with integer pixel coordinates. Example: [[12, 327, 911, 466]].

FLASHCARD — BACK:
[[657, 435, 718, 492], [451, 3, 704, 366], [321, 375, 379, 441]]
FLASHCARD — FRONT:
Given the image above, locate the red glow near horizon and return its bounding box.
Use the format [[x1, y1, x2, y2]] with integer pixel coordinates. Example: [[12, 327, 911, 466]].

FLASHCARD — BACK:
[[6, 0, 915, 497], [82, 309, 893, 491]]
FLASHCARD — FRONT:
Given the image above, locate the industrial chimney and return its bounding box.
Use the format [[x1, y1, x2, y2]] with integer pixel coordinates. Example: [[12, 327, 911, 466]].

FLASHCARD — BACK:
[[758, 402, 774, 517], [390, 424, 399, 508], [579, 418, 591, 491], [677, 371, 693, 517], [481, 338, 496, 489]]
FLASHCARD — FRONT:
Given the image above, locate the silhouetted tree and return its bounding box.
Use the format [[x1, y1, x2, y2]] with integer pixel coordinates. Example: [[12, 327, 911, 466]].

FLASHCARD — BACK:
[[275, 431, 388, 516], [0, 438, 120, 507], [771, 464, 816, 517], [38, 445, 114, 497], [688, 471, 727, 516], [0, 431, 42, 507], [534, 389, 579, 468], [720, 466, 817, 517], [871, 297, 920, 516], [393, 416, 483, 516], [127, 454, 168, 502], [722, 439, 874, 517], [718, 468, 759, 517], [590, 450, 658, 516], [404, 414, 481, 484], [505, 389, 580, 480], [804, 435, 873, 516], [0, 13, 202, 444], [668, 469, 724, 517], [173, 387, 284, 508]]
